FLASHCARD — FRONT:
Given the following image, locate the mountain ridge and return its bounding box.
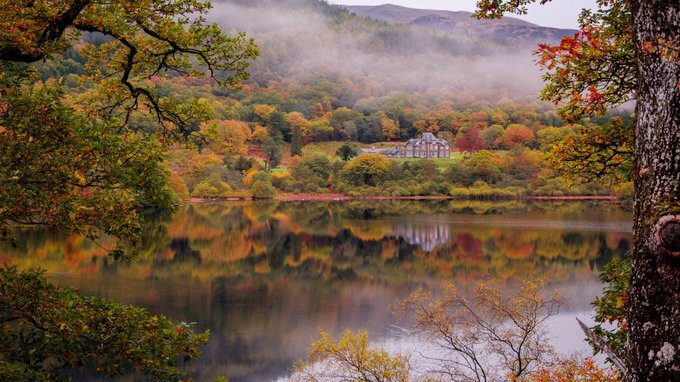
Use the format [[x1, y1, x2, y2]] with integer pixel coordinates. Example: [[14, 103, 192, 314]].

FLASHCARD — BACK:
[[341, 3, 577, 47]]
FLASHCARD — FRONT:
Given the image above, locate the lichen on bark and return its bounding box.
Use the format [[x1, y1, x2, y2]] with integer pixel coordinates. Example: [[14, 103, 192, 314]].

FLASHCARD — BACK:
[[627, 1, 680, 380]]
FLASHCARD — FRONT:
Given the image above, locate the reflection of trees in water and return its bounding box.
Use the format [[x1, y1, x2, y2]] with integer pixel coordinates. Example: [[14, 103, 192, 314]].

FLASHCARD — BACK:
[[0, 200, 634, 382], [1, 201, 633, 284], [169, 238, 201, 263]]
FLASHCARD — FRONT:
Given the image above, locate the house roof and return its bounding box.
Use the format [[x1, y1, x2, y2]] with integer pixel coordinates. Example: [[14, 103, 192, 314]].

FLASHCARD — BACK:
[[422, 132, 437, 142], [405, 133, 450, 147]]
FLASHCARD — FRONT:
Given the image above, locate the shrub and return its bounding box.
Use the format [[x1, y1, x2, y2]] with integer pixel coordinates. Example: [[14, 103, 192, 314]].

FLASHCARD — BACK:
[[250, 180, 277, 199], [191, 182, 220, 198], [303, 182, 319, 193], [390, 186, 411, 197], [168, 173, 189, 200], [339, 154, 391, 186]]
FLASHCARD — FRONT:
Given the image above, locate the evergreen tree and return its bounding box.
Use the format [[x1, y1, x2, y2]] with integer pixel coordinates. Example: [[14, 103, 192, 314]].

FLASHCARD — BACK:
[[290, 125, 303, 156], [264, 137, 282, 171]]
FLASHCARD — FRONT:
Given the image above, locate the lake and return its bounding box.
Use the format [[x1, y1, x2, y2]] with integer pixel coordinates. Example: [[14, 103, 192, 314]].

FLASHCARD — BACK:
[[1, 200, 633, 381]]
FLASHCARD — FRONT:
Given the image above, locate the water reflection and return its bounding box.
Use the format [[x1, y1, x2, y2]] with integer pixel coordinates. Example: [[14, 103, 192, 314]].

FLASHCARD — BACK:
[[392, 223, 451, 252], [0, 200, 632, 381]]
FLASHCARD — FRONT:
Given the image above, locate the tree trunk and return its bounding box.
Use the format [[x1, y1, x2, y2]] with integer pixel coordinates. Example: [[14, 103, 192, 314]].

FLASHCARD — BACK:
[[628, 1, 680, 381]]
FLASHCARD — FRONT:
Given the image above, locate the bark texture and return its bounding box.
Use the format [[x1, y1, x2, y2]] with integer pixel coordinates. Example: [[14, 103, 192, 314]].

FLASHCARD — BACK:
[[628, 1, 680, 380]]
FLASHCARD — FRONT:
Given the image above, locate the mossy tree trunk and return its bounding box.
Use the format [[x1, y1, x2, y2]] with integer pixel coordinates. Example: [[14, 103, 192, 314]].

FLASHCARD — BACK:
[[627, 1, 680, 380]]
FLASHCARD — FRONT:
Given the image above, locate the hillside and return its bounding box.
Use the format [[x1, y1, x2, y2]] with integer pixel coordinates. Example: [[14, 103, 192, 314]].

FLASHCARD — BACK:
[[208, 0, 551, 104], [342, 4, 577, 47]]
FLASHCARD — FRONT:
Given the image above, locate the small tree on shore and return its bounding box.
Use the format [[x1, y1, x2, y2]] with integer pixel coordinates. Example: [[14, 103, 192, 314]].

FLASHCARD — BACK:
[[292, 330, 412, 382], [398, 279, 562, 382], [294, 279, 563, 382]]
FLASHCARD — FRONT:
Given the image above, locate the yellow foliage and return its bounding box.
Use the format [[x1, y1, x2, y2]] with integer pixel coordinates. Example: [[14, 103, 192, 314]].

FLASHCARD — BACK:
[[250, 125, 268, 144], [292, 329, 411, 382], [254, 104, 275, 121], [287, 111, 311, 135], [243, 168, 260, 187], [254, 260, 271, 274], [524, 356, 621, 382], [168, 172, 189, 199], [203, 119, 251, 156]]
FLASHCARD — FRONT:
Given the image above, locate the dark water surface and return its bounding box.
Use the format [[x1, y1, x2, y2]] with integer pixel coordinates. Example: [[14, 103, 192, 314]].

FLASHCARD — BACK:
[[2, 200, 632, 381]]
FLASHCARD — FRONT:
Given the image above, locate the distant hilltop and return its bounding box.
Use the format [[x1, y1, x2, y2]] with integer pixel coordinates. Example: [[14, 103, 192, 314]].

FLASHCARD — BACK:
[[342, 3, 577, 47]]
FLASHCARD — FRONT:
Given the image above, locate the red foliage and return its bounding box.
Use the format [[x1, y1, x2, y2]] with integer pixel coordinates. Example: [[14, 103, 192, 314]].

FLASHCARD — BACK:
[[455, 127, 487, 152]]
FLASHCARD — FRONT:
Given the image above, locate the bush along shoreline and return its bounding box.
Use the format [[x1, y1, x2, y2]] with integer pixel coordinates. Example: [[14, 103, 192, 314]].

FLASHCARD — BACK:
[[172, 148, 631, 202]]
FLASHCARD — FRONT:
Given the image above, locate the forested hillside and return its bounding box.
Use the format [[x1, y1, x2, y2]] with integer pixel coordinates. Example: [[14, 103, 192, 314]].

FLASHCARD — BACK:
[[33, 0, 632, 200]]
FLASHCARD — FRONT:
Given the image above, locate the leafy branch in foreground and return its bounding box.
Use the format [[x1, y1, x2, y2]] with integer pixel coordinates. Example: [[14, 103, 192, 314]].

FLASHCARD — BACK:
[[590, 254, 631, 367], [0, 67, 174, 256], [0, 0, 259, 136], [549, 118, 633, 185], [0, 266, 209, 381]]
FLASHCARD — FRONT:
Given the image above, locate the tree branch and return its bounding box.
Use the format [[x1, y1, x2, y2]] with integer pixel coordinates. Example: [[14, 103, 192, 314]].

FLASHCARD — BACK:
[[576, 318, 628, 377]]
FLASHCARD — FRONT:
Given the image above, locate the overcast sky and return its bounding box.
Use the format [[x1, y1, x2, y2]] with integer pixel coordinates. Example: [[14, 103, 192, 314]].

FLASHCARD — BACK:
[[328, 0, 598, 29]]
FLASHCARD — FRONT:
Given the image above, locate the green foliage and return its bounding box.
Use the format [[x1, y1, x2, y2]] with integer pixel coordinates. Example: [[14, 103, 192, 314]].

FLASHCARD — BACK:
[[591, 254, 631, 364], [0, 69, 174, 253], [447, 150, 502, 187], [191, 179, 233, 198], [339, 154, 392, 187], [263, 137, 282, 171], [536, 125, 575, 151], [290, 125, 303, 156], [0, 266, 209, 381], [550, 119, 633, 184], [336, 143, 357, 161], [250, 180, 277, 199], [299, 155, 333, 181], [481, 124, 504, 149], [0, 0, 259, 135], [233, 155, 256, 173]]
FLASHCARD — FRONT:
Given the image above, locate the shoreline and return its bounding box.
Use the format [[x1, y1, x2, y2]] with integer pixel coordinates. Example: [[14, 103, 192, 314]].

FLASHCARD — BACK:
[[187, 194, 620, 203]]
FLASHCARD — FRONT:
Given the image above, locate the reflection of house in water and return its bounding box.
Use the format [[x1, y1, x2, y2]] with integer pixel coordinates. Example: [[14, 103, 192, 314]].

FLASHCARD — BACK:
[[392, 223, 451, 252]]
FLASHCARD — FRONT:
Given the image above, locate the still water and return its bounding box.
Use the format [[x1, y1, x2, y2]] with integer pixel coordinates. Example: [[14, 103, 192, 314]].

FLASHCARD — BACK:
[[2, 200, 632, 381]]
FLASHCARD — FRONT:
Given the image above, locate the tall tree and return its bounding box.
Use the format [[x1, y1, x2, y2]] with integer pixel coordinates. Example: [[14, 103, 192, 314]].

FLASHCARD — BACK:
[[290, 125, 303, 157], [0, 1, 257, 379], [263, 137, 282, 172], [475, 1, 679, 380]]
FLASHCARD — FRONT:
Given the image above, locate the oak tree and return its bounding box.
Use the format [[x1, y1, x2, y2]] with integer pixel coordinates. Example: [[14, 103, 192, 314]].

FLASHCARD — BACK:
[[1, 1, 258, 379], [1, 266, 209, 381]]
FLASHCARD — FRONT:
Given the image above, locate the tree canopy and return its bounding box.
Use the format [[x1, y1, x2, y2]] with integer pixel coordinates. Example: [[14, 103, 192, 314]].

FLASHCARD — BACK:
[[1, 266, 209, 381], [0, 0, 258, 251], [0, 0, 258, 136], [0, 1, 258, 380]]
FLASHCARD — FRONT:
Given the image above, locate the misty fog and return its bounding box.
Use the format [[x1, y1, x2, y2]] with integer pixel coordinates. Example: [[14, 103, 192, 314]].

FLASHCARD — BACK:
[[207, 1, 547, 101]]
